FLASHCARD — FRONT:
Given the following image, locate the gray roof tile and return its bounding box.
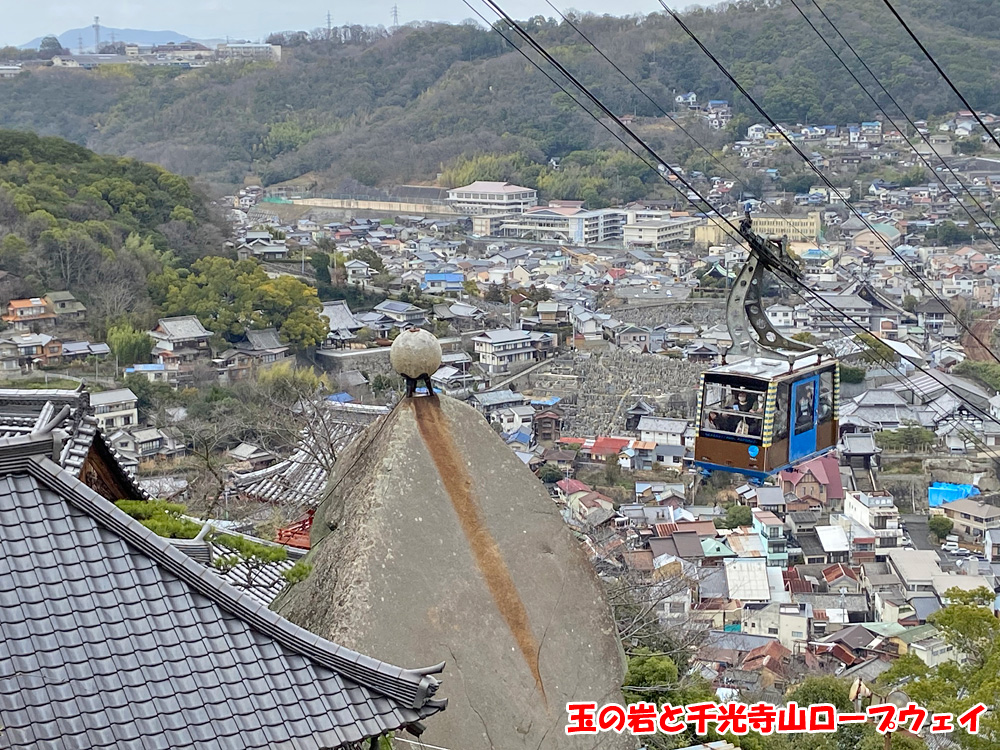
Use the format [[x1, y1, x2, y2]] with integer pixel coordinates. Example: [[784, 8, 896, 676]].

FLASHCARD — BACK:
[[0, 449, 445, 749]]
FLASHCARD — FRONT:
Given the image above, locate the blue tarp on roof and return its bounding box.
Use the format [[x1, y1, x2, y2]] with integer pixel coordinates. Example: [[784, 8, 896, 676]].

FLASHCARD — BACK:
[[326, 392, 354, 403], [928, 481, 980, 508]]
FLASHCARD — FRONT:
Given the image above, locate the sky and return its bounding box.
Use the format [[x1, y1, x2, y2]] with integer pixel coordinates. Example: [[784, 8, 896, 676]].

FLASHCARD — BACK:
[[4, 0, 692, 47]]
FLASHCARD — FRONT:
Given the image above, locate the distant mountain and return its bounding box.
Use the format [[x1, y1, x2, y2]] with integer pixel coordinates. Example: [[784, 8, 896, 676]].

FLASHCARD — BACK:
[[3, 0, 1000, 191], [20, 28, 190, 51]]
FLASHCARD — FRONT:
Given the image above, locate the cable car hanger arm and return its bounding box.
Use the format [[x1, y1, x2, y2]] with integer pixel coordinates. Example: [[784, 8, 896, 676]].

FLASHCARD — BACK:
[[727, 207, 825, 363]]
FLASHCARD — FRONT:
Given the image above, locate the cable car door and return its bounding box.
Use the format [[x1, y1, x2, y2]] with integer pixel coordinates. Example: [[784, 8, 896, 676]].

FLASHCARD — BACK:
[[789, 375, 819, 463]]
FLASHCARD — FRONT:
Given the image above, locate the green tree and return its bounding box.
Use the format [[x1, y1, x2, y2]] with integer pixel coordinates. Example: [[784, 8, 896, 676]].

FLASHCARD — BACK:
[[928, 515, 954, 540], [38, 36, 66, 60], [792, 331, 817, 345], [353, 246, 385, 273], [212, 532, 289, 589], [903, 294, 919, 313], [878, 587, 1000, 750], [536, 464, 564, 483], [714, 503, 752, 529], [310, 252, 331, 284], [604, 455, 621, 486], [106, 323, 152, 367]]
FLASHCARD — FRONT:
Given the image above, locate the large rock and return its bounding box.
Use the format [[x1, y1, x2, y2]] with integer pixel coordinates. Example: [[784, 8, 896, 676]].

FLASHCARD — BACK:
[[274, 395, 630, 749]]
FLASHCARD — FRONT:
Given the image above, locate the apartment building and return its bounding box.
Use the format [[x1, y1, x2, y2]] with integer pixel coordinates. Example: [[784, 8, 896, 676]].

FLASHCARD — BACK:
[[623, 216, 702, 249], [844, 490, 903, 551], [752, 508, 789, 568]]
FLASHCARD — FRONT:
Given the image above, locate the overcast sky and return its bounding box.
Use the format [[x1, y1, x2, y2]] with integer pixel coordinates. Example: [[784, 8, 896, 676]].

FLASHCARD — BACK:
[[4, 0, 692, 47]]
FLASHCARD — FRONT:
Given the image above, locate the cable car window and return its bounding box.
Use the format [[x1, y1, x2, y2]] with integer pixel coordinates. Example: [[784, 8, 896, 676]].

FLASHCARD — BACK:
[[702, 381, 765, 438], [794, 381, 815, 435], [818, 370, 834, 423], [773, 382, 790, 441]]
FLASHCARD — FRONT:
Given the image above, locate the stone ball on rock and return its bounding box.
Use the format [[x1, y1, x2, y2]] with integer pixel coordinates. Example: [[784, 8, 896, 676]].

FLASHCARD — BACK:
[[390, 327, 442, 379]]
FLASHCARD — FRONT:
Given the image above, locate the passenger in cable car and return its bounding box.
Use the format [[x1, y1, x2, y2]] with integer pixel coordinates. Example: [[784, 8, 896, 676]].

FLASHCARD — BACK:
[[794, 383, 815, 433]]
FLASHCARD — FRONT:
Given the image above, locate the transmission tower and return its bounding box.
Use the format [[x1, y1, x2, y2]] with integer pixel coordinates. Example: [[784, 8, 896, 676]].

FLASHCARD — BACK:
[[391, 4, 399, 28], [326, 10, 333, 39], [93, 16, 100, 53], [78, 35, 84, 55]]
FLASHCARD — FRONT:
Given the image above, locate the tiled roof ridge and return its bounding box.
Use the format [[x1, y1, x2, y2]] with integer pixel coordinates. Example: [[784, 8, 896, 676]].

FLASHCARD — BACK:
[[0, 442, 446, 713]]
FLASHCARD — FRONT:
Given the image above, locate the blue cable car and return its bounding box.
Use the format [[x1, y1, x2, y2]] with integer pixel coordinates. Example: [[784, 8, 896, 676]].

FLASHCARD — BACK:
[[691, 207, 840, 480]]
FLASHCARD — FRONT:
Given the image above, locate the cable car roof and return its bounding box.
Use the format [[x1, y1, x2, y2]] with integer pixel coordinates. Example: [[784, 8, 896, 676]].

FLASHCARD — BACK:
[[709, 353, 825, 379]]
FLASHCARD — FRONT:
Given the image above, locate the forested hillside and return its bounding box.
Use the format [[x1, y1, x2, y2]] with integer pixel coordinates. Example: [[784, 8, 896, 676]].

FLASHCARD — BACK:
[[2, 0, 999, 191], [0, 130, 228, 335]]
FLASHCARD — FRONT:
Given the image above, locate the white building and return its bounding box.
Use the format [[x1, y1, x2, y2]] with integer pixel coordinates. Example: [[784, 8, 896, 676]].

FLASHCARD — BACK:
[[91, 388, 139, 432], [637, 416, 688, 446], [447, 181, 537, 215], [215, 43, 282, 62], [475, 206, 625, 244], [473, 328, 554, 373], [623, 220, 691, 250], [843, 490, 903, 550]]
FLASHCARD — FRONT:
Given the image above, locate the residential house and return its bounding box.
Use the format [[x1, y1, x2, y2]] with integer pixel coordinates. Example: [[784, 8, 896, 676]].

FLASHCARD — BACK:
[[344, 259, 373, 286], [473, 328, 555, 374], [638, 416, 689, 446], [470, 389, 527, 418], [843, 490, 903, 552], [780, 454, 845, 511], [534, 409, 562, 443], [149, 316, 213, 372], [123, 362, 179, 386], [373, 300, 428, 328], [44, 291, 87, 322], [235, 328, 290, 369], [2, 297, 56, 331], [237, 231, 289, 260], [90, 388, 139, 432], [938, 497, 1000, 540]]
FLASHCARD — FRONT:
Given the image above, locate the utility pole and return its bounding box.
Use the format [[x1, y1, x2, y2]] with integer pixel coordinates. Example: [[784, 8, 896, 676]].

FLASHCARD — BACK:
[[93, 16, 100, 53]]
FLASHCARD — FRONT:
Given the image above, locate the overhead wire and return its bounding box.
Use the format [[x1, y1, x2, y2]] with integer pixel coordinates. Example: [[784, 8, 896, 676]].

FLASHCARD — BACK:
[[474, 0, 1000, 458], [541, 0, 815, 241], [658, 0, 1000, 365], [878, 0, 1000, 154], [788, 0, 1000, 245]]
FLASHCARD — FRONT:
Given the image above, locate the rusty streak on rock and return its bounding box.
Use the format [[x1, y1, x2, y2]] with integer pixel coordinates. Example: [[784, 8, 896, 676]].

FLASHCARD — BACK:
[[412, 396, 547, 704]]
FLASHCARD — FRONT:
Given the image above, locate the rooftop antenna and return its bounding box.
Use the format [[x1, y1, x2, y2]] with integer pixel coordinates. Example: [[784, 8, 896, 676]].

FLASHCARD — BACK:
[[391, 4, 400, 28], [93, 16, 100, 53]]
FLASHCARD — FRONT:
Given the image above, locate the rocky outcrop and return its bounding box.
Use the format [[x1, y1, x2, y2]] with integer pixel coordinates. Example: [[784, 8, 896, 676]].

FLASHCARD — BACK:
[[274, 395, 630, 749]]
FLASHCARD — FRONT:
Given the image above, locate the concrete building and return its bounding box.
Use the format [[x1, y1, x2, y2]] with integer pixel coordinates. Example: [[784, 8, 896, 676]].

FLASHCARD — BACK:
[[843, 490, 903, 551], [742, 601, 811, 654], [885, 549, 943, 593], [753, 509, 789, 568], [215, 43, 282, 62], [623, 217, 701, 249], [696, 212, 821, 244], [474, 206, 625, 244], [447, 182, 537, 215], [90, 388, 139, 432]]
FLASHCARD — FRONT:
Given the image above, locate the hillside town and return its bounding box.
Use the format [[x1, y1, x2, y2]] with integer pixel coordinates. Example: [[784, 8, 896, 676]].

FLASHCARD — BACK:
[[6, 2, 1000, 736]]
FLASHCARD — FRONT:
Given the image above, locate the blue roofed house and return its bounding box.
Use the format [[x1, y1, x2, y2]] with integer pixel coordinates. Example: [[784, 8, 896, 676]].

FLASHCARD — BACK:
[[422, 273, 465, 295]]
